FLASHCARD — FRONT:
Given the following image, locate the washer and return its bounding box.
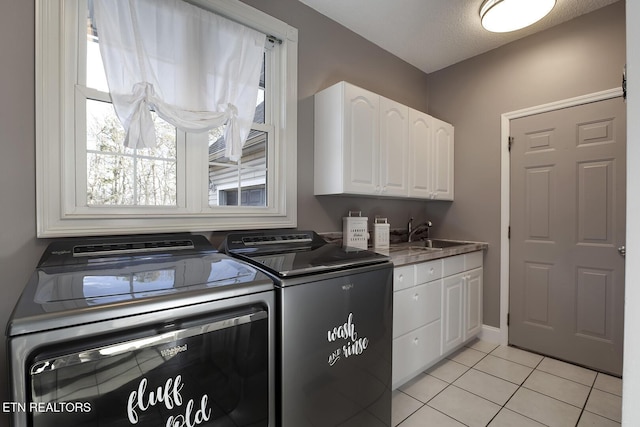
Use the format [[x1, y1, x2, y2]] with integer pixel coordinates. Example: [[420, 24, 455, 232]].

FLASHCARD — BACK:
[[222, 229, 393, 427], [7, 233, 275, 427]]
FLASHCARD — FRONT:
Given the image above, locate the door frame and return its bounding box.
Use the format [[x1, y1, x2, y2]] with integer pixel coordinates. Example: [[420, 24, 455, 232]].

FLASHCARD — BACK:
[[496, 87, 624, 346]]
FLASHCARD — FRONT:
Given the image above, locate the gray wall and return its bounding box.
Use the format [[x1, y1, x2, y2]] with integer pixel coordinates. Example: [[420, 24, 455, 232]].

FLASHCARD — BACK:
[[240, 0, 436, 235], [426, 1, 626, 327], [0, 0, 50, 417]]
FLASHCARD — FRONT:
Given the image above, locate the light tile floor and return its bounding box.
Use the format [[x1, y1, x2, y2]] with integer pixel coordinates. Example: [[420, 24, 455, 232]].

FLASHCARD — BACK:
[[393, 340, 622, 427]]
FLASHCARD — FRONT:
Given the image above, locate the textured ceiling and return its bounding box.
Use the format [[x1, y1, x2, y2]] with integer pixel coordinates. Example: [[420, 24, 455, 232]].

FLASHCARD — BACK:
[[297, 0, 621, 73]]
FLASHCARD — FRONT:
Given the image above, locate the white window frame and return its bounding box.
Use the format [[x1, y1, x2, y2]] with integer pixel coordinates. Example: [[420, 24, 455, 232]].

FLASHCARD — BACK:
[[36, 0, 298, 237]]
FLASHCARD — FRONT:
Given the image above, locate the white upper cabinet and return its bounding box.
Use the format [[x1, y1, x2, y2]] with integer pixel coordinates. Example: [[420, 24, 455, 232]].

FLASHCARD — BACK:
[[432, 117, 454, 200], [314, 81, 409, 197], [408, 110, 454, 200], [315, 81, 452, 200], [379, 96, 409, 196], [342, 83, 379, 194], [408, 109, 433, 198]]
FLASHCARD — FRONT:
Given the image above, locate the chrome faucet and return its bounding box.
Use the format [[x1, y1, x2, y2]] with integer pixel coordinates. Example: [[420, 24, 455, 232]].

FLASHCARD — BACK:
[[408, 220, 433, 242]]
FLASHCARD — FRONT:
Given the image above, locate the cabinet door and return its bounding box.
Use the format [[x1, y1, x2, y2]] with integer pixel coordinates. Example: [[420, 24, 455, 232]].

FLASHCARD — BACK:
[[408, 109, 433, 198], [464, 268, 483, 340], [379, 97, 409, 196], [393, 265, 415, 292], [343, 83, 380, 194], [442, 273, 464, 354], [393, 280, 441, 339], [392, 321, 441, 389], [432, 117, 454, 200]]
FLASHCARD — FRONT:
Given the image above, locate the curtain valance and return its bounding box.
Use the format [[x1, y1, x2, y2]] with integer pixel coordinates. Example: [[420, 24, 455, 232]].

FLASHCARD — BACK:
[[93, 0, 265, 161]]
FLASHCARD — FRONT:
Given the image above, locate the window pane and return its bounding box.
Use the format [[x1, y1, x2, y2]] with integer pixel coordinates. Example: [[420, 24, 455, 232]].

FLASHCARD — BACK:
[[208, 129, 268, 207], [255, 55, 265, 124], [87, 100, 177, 156], [87, 153, 134, 205], [86, 100, 178, 206], [86, 4, 109, 93], [87, 99, 127, 153], [136, 158, 177, 206], [254, 92, 265, 124]]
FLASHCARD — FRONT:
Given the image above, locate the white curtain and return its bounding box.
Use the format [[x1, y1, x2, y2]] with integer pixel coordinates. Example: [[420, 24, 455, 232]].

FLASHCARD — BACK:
[[93, 0, 265, 161]]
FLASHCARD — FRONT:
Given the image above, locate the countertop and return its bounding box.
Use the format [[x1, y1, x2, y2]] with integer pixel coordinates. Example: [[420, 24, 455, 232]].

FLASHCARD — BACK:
[[376, 239, 488, 266]]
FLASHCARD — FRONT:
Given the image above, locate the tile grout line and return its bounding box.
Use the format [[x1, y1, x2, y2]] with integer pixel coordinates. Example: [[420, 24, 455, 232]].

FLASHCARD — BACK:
[[421, 401, 474, 427], [399, 350, 484, 426], [393, 389, 424, 426], [575, 385, 596, 427], [430, 347, 532, 426], [482, 351, 545, 426], [478, 349, 621, 426], [574, 372, 599, 426], [398, 343, 621, 427]]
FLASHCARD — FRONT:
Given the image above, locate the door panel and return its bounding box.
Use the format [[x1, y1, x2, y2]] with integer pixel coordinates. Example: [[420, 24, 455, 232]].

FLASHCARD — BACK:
[[432, 118, 454, 200], [408, 109, 432, 198], [465, 268, 483, 339], [380, 97, 408, 196], [509, 97, 625, 375], [442, 274, 464, 354], [344, 85, 379, 194]]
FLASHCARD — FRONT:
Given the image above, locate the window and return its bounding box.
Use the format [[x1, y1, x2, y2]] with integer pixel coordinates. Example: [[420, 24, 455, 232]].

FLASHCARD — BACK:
[[36, 0, 298, 237]]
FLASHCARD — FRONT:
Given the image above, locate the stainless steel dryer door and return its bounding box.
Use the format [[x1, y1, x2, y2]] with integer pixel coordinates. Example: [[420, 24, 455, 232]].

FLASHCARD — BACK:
[[278, 264, 393, 427], [26, 307, 270, 427]]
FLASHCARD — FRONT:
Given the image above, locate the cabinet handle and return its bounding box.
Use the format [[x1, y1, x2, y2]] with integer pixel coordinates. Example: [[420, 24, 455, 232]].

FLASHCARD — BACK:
[[413, 293, 419, 301], [397, 274, 403, 282], [413, 337, 419, 345], [429, 268, 434, 275]]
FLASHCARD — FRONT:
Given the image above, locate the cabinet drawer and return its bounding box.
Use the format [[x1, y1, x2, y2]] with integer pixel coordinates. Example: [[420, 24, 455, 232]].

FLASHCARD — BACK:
[[393, 265, 415, 291], [393, 281, 441, 338], [442, 254, 464, 277], [392, 321, 441, 388], [464, 251, 483, 270], [415, 259, 442, 284]]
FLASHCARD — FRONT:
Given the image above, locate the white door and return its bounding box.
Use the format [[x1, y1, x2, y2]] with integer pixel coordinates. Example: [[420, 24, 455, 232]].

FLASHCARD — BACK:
[[509, 97, 626, 375]]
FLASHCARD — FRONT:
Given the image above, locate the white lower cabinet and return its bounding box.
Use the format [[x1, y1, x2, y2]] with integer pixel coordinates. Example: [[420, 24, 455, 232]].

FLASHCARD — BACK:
[[442, 273, 464, 354], [392, 251, 483, 389], [393, 321, 441, 388], [394, 280, 441, 338], [465, 268, 483, 339]]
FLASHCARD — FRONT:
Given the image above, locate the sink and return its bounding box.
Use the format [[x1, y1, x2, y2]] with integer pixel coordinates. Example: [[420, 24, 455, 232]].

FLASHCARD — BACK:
[[419, 239, 471, 249], [389, 239, 471, 251]]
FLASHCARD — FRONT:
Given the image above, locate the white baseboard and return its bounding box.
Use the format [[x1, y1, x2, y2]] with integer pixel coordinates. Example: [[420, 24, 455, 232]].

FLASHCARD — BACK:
[[479, 324, 504, 345]]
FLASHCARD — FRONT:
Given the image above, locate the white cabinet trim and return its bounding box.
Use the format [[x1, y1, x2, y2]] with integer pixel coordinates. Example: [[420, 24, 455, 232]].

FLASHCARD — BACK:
[[392, 251, 483, 389], [315, 81, 453, 200]]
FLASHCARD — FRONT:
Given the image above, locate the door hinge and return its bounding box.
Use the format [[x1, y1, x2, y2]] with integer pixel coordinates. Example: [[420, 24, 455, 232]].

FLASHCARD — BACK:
[[507, 313, 510, 326], [623, 64, 627, 101], [508, 226, 511, 239], [508, 136, 514, 152]]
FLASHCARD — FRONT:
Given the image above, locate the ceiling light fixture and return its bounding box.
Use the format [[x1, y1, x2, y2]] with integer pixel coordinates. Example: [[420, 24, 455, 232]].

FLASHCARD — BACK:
[[480, 0, 556, 33]]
